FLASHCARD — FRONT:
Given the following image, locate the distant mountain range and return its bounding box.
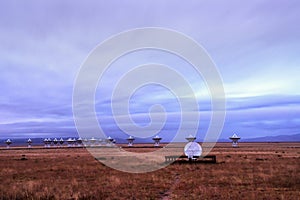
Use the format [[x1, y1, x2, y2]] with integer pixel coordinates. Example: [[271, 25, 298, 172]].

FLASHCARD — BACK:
[[240, 133, 300, 142]]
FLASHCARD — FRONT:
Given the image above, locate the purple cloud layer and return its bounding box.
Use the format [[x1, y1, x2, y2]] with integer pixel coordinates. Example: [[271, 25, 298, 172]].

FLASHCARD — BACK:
[[0, 0, 299, 140]]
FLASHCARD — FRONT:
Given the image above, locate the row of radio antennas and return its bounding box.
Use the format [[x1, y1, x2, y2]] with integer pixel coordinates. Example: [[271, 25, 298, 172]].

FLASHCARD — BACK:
[[43, 137, 117, 148], [2, 137, 116, 148], [126, 134, 194, 147], [2, 136, 160, 148], [3, 133, 241, 148], [44, 137, 84, 148]]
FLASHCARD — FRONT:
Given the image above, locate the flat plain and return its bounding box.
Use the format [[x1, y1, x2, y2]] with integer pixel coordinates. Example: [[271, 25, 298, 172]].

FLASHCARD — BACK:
[[0, 142, 299, 200]]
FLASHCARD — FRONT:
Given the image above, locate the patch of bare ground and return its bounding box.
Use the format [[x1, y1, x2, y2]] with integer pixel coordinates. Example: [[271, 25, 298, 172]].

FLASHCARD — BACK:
[[161, 173, 180, 200], [0, 143, 299, 199]]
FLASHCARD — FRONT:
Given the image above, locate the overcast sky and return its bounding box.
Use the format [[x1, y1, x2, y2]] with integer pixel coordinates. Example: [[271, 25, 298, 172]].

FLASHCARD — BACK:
[[0, 0, 299, 140]]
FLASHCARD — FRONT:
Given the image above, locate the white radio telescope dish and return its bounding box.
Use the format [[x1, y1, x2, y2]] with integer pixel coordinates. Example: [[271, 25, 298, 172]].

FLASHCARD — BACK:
[[184, 142, 202, 158]]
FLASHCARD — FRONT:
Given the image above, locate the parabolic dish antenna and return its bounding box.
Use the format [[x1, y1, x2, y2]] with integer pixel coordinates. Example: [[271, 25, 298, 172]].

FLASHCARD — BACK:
[[184, 142, 202, 158]]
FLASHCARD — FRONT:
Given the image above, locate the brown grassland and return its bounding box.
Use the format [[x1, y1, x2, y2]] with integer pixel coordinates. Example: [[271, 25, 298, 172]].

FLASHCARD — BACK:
[[0, 143, 299, 200]]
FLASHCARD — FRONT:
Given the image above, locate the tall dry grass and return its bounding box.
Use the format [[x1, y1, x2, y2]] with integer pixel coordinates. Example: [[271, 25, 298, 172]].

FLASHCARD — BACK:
[[0, 143, 299, 199]]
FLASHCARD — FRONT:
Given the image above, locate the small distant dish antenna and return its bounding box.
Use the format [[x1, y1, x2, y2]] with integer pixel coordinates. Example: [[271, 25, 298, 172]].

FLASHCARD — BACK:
[[107, 136, 114, 142], [106, 136, 114, 146], [229, 133, 241, 147], [127, 136, 135, 147], [152, 135, 162, 147], [43, 138, 49, 148], [184, 142, 202, 159], [67, 138, 75, 147], [77, 137, 83, 146], [27, 138, 32, 148], [53, 138, 58, 147], [89, 137, 97, 147], [47, 138, 52, 147], [5, 139, 12, 148], [59, 138, 64, 147], [186, 134, 196, 142], [83, 138, 88, 146]]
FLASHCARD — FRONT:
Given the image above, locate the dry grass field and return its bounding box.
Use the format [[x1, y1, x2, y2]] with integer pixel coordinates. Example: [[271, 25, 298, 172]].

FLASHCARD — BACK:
[[0, 143, 299, 200]]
